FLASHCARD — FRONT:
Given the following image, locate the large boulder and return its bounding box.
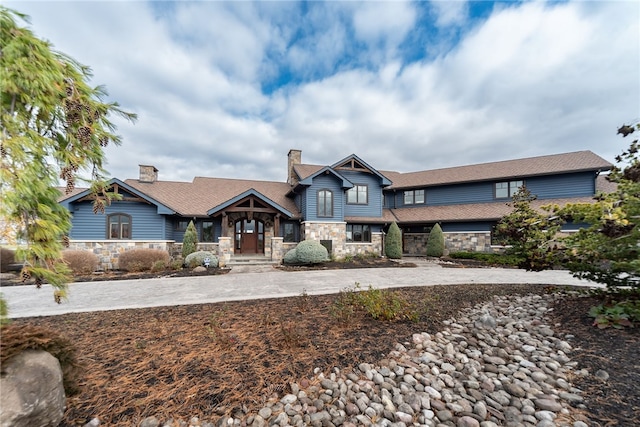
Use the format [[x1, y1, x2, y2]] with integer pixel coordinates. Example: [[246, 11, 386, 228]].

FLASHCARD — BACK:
[[0, 350, 66, 427]]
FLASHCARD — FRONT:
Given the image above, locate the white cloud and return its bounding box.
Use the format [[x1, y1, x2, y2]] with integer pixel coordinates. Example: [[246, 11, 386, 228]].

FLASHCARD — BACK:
[[4, 0, 638, 184], [429, 0, 469, 28]]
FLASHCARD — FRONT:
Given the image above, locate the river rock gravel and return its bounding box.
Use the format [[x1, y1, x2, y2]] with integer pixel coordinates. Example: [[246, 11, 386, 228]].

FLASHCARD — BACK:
[[103, 293, 592, 427]]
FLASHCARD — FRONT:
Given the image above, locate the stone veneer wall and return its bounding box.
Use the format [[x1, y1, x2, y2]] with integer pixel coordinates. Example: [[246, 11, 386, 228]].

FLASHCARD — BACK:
[[345, 232, 383, 257], [270, 238, 298, 263], [69, 240, 225, 270], [68, 240, 175, 271], [402, 232, 503, 255], [444, 232, 503, 254], [300, 222, 383, 258], [301, 221, 347, 257]]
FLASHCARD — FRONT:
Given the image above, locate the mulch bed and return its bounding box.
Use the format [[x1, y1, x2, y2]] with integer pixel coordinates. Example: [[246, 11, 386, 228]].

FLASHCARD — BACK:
[[1, 261, 638, 426]]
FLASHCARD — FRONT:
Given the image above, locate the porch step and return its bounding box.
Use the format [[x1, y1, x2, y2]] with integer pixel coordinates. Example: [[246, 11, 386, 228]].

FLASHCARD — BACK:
[[225, 255, 278, 266]]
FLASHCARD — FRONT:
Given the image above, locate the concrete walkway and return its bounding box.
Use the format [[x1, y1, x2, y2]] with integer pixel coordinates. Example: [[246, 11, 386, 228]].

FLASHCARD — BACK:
[[1, 261, 599, 319]]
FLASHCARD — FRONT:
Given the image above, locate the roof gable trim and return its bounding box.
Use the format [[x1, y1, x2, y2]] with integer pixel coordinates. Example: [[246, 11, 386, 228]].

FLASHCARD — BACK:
[[59, 178, 175, 215], [298, 166, 354, 188], [207, 189, 294, 218], [332, 154, 392, 186]]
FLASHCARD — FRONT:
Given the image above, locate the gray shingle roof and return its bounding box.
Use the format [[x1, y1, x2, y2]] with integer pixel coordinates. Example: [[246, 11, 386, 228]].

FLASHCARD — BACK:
[[125, 177, 299, 218], [389, 196, 597, 223], [382, 150, 611, 189]]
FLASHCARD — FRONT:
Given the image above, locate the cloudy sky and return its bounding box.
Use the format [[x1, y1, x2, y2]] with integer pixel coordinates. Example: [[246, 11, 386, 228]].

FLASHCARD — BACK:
[[7, 0, 640, 183]]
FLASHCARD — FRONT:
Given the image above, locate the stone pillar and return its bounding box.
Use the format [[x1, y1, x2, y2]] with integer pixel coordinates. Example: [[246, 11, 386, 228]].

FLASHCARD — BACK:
[[271, 237, 284, 262], [217, 237, 232, 264]]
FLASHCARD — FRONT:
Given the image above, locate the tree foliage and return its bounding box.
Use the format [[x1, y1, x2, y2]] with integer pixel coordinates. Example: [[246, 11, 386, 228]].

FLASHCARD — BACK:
[[425, 223, 445, 257], [551, 124, 639, 288], [385, 222, 402, 259], [493, 186, 563, 271], [182, 220, 198, 259], [0, 7, 136, 303], [495, 123, 639, 287]]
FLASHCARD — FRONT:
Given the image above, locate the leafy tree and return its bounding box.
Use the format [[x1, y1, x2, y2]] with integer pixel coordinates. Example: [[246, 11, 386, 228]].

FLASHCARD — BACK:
[[0, 7, 136, 306], [385, 222, 402, 259], [182, 220, 198, 259], [425, 223, 445, 257], [551, 124, 639, 288], [493, 186, 563, 271]]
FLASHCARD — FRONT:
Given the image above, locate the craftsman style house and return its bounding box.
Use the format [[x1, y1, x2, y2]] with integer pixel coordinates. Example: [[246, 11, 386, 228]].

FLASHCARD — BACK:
[[59, 150, 612, 269]]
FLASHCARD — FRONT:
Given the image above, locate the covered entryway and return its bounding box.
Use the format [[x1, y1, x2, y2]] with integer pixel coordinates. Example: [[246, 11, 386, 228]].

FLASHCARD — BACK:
[[234, 218, 264, 254]]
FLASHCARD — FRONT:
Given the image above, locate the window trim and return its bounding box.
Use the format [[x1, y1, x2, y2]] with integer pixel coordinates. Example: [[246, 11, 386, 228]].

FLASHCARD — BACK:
[[175, 220, 190, 231], [317, 189, 334, 218], [494, 180, 524, 199], [201, 220, 215, 242], [346, 184, 368, 205], [106, 213, 132, 240], [346, 224, 371, 243], [283, 222, 299, 243], [403, 189, 425, 205]]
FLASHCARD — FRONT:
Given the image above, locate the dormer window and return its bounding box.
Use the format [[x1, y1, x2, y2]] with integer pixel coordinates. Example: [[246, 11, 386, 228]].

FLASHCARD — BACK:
[[346, 184, 368, 205], [403, 189, 425, 205], [495, 180, 524, 199]]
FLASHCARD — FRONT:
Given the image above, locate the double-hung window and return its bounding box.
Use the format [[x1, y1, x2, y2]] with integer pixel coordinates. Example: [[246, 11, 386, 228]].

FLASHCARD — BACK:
[[495, 180, 524, 199], [403, 189, 425, 205], [346, 224, 371, 242], [107, 213, 131, 239], [347, 184, 368, 204], [317, 189, 333, 217]]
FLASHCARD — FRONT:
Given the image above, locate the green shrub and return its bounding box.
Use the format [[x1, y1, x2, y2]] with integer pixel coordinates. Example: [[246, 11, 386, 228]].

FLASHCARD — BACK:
[[283, 248, 299, 265], [1, 248, 16, 273], [426, 223, 445, 257], [385, 222, 402, 259], [118, 249, 170, 272], [62, 250, 99, 275], [182, 220, 198, 259], [170, 259, 184, 270], [184, 251, 218, 268], [330, 283, 420, 322], [294, 240, 329, 264], [150, 260, 167, 273], [448, 251, 522, 266]]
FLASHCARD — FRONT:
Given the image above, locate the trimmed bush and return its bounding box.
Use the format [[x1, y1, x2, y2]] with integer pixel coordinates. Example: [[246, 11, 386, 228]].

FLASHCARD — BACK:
[[283, 240, 329, 265], [294, 240, 329, 264], [283, 248, 299, 265], [118, 249, 170, 272], [1, 248, 16, 273], [426, 223, 445, 257], [182, 220, 198, 259], [184, 251, 218, 268], [385, 222, 402, 259], [62, 250, 99, 275]]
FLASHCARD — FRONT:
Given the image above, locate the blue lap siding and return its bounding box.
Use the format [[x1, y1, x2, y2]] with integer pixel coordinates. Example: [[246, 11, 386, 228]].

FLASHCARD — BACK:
[[69, 201, 167, 240]]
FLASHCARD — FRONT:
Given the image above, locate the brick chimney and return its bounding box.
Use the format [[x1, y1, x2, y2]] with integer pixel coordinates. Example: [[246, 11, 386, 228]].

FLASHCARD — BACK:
[[287, 149, 302, 186], [139, 165, 158, 183]]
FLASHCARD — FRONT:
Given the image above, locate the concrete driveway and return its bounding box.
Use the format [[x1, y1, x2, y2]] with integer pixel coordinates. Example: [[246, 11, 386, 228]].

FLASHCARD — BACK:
[[1, 262, 598, 319]]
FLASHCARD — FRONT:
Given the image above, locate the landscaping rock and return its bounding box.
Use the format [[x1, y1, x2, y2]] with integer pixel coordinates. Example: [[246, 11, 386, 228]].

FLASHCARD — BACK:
[[0, 350, 66, 427]]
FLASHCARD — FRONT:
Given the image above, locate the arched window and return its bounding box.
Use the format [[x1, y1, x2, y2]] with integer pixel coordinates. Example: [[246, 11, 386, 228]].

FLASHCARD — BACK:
[[107, 213, 131, 239], [317, 189, 333, 218]]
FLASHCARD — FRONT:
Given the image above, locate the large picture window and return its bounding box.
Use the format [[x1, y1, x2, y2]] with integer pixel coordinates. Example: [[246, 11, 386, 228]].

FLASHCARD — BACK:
[[201, 221, 215, 242], [403, 189, 425, 205], [283, 222, 299, 242], [107, 213, 131, 239], [346, 224, 371, 242], [347, 184, 368, 204], [495, 180, 524, 199], [317, 189, 333, 217]]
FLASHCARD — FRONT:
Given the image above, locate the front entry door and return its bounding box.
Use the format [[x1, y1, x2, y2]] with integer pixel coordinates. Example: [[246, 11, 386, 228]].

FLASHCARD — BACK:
[[234, 219, 264, 254]]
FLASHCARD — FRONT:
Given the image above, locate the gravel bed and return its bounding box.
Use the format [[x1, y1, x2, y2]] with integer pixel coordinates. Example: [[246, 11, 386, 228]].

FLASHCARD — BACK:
[[87, 293, 592, 427]]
